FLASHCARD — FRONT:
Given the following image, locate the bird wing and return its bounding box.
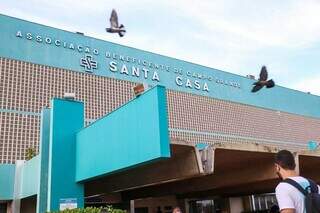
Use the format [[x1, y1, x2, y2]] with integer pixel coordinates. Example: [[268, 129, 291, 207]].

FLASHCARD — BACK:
[[109, 9, 119, 28], [266, 79, 275, 88], [251, 84, 263, 93], [259, 66, 268, 81]]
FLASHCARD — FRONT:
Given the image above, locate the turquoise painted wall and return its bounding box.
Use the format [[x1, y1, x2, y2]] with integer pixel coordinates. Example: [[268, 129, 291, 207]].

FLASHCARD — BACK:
[[76, 86, 170, 182], [0, 14, 319, 118], [0, 164, 15, 200], [20, 156, 40, 199], [37, 108, 51, 213], [47, 99, 84, 211]]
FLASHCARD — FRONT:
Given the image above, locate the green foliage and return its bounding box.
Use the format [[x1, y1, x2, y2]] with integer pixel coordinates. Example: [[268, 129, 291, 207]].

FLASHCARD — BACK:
[[25, 147, 37, 160], [47, 206, 127, 213]]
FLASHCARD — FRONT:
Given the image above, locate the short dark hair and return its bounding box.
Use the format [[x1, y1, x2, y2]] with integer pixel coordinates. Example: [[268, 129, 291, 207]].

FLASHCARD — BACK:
[[275, 150, 296, 170], [269, 204, 279, 213]]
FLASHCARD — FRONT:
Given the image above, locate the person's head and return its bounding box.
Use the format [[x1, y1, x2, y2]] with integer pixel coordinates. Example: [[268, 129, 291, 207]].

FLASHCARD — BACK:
[[274, 150, 296, 179], [269, 204, 279, 213], [172, 207, 181, 213]]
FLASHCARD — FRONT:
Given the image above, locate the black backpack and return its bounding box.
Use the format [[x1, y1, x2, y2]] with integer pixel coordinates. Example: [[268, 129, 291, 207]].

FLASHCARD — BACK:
[[283, 178, 320, 213]]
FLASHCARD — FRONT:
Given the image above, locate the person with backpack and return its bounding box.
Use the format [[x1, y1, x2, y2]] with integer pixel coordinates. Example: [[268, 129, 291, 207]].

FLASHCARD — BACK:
[[274, 150, 320, 213]]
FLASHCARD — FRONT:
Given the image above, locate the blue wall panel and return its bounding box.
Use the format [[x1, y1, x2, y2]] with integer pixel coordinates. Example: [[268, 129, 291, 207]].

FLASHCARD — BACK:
[[0, 164, 15, 200], [47, 99, 84, 211], [0, 14, 319, 118], [76, 86, 170, 182]]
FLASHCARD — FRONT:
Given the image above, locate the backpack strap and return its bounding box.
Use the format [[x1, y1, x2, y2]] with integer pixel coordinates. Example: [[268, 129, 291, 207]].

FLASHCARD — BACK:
[[306, 179, 319, 193], [282, 179, 307, 196]]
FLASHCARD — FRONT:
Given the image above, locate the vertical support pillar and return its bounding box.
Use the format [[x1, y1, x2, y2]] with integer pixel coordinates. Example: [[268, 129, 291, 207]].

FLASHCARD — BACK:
[[7, 201, 13, 213], [36, 108, 51, 213], [47, 99, 84, 211], [12, 161, 24, 213], [130, 200, 135, 213], [184, 199, 190, 213], [229, 197, 244, 213]]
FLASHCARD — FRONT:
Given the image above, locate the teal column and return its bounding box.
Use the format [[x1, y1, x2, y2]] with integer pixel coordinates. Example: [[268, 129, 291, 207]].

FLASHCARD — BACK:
[[47, 99, 84, 211], [37, 108, 51, 213]]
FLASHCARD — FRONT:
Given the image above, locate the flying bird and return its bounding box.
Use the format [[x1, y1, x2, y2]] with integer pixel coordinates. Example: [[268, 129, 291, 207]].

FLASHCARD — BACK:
[[251, 66, 275, 93], [106, 9, 126, 37]]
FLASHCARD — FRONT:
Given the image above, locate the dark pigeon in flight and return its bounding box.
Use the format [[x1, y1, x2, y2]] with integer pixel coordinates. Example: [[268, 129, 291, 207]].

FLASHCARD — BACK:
[[251, 66, 275, 93], [106, 9, 126, 37]]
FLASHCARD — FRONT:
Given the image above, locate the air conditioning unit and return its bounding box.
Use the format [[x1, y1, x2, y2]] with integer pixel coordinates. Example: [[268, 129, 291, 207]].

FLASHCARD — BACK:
[[63, 92, 76, 100], [133, 83, 149, 97]]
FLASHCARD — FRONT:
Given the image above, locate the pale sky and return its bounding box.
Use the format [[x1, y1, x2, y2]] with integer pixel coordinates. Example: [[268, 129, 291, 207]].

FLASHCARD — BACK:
[[1, 0, 320, 95]]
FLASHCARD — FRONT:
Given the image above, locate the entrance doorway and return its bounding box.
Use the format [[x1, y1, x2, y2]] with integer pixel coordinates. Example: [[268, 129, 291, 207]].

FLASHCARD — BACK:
[[188, 198, 229, 213], [134, 196, 178, 213]]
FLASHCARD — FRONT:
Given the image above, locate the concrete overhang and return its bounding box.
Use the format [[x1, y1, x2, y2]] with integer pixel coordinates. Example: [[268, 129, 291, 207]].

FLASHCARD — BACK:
[[120, 145, 279, 200], [84, 140, 320, 200], [85, 143, 204, 196]]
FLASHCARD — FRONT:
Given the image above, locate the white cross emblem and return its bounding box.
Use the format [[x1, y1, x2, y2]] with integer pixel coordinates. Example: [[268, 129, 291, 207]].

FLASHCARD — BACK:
[[80, 55, 98, 72]]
